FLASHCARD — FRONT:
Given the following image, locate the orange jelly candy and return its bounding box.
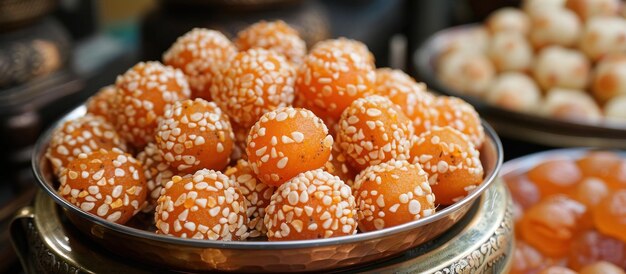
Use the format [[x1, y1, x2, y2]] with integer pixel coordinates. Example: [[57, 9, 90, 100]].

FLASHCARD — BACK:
[[506, 175, 541, 209], [510, 240, 549, 274], [576, 151, 621, 178], [568, 229, 626, 270], [573, 177, 609, 208], [520, 195, 587, 258], [527, 159, 582, 198], [593, 190, 626, 243]]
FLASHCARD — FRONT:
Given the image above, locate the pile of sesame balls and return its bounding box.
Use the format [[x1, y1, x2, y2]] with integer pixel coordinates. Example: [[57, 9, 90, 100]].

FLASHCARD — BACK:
[[47, 20, 485, 242]]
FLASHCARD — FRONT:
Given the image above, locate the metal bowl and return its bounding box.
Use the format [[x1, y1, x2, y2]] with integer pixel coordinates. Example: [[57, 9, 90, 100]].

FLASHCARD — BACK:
[[31, 104, 503, 272], [415, 24, 626, 149]]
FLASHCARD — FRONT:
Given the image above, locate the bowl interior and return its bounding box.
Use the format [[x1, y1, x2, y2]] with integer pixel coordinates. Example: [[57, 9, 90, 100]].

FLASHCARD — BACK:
[[32, 104, 503, 249]]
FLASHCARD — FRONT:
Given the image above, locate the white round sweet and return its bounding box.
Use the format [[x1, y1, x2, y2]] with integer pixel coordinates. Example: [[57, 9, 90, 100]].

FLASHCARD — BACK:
[[441, 27, 490, 55], [486, 72, 542, 112], [592, 54, 626, 103], [542, 88, 602, 122], [604, 95, 626, 121], [579, 16, 626, 61], [486, 7, 530, 34], [533, 46, 590, 90], [566, 0, 620, 21], [437, 51, 495, 96], [523, 0, 566, 13], [488, 32, 533, 72], [529, 8, 581, 48]]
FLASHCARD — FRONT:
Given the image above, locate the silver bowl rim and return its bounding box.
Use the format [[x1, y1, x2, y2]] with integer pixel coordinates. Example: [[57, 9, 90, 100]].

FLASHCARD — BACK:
[[32, 104, 503, 250]]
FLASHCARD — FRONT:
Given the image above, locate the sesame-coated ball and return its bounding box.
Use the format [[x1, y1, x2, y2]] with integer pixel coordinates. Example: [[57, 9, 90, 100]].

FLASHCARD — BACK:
[[533, 46, 590, 91], [579, 16, 626, 61], [156, 98, 234, 173], [155, 169, 249, 240], [374, 68, 438, 135], [163, 28, 237, 100], [224, 159, 275, 238], [486, 7, 530, 34], [410, 126, 484, 205], [264, 169, 357, 241], [235, 20, 306, 66], [137, 142, 174, 212], [46, 115, 127, 176], [246, 107, 333, 186], [593, 54, 626, 103], [528, 8, 581, 48], [86, 85, 116, 123], [311, 38, 375, 67], [337, 95, 413, 172], [437, 51, 495, 97], [486, 72, 541, 112], [353, 160, 436, 231], [295, 38, 376, 121], [58, 148, 147, 224], [210, 48, 296, 128], [434, 96, 485, 148], [112, 61, 191, 148]]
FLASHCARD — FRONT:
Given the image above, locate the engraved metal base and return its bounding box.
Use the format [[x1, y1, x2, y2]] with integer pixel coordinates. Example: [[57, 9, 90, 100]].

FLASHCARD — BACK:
[[11, 181, 513, 273]]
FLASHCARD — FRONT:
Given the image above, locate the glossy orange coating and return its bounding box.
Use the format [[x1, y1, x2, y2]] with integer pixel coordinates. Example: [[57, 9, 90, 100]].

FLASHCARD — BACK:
[[155, 169, 249, 240], [527, 159, 582, 198], [433, 96, 485, 148], [210, 48, 296, 128], [520, 195, 587, 258], [510, 240, 549, 274], [263, 169, 357, 241], [136, 142, 175, 212], [506, 174, 541, 209], [568, 229, 626, 270], [246, 107, 333, 187], [155, 99, 234, 173], [46, 115, 127, 176], [593, 190, 626, 242], [224, 159, 275, 238], [163, 28, 236, 100], [86, 85, 116, 122], [573, 177, 609, 208], [579, 261, 626, 274], [374, 68, 439, 136], [235, 20, 306, 66], [409, 126, 484, 205], [295, 38, 376, 121], [112, 61, 191, 148], [353, 160, 436, 232], [575, 151, 621, 179], [58, 148, 147, 224], [337, 95, 413, 171], [537, 266, 577, 274]]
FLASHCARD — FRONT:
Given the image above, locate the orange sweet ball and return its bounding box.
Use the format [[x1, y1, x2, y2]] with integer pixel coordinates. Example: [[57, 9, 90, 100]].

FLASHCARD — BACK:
[[224, 159, 275, 238], [604, 160, 626, 190], [112, 61, 191, 148], [86, 85, 116, 122], [155, 99, 234, 173], [374, 68, 438, 135], [235, 20, 306, 66], [520, 195, 587, 258], [505, 175, 541, 209], [410, 126, 484, 205], [155, 169, 249, 240], [337, 95, 413, 171], [312, 38, 375, 67], [573, 177, 609, 208], [58, 148, 147, 224], [136, 142, 175, 212], [568, 229, 626, 270], [246, 107, 333, 187], [353, 160, 436, 231], [538, 266, 577, 274], [527, 159, 582, 198], [593, 190, 626, 242], [434, 96, 485, 148], [295, 38, 376, 121], [579, 261, 626, 274], [576, 151, 622, 178], [210, 48, 295, 128], [46, 115, 127, 176], [163, 28, 236, 100], [263, 169, 357, 241], [510, 240, 549, 274]]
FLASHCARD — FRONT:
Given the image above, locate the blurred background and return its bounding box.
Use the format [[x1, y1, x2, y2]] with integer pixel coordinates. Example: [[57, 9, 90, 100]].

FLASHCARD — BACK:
[[0, 0, 523, 272]]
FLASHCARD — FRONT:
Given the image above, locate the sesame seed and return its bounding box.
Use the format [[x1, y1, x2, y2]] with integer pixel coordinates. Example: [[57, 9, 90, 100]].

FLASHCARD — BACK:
[[277, 157, 289, 169]]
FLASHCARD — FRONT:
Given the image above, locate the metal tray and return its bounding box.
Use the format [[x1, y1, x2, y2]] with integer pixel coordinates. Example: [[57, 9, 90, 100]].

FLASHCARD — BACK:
[[415, 24, 626, 149], [31, 104, 503, 272]]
